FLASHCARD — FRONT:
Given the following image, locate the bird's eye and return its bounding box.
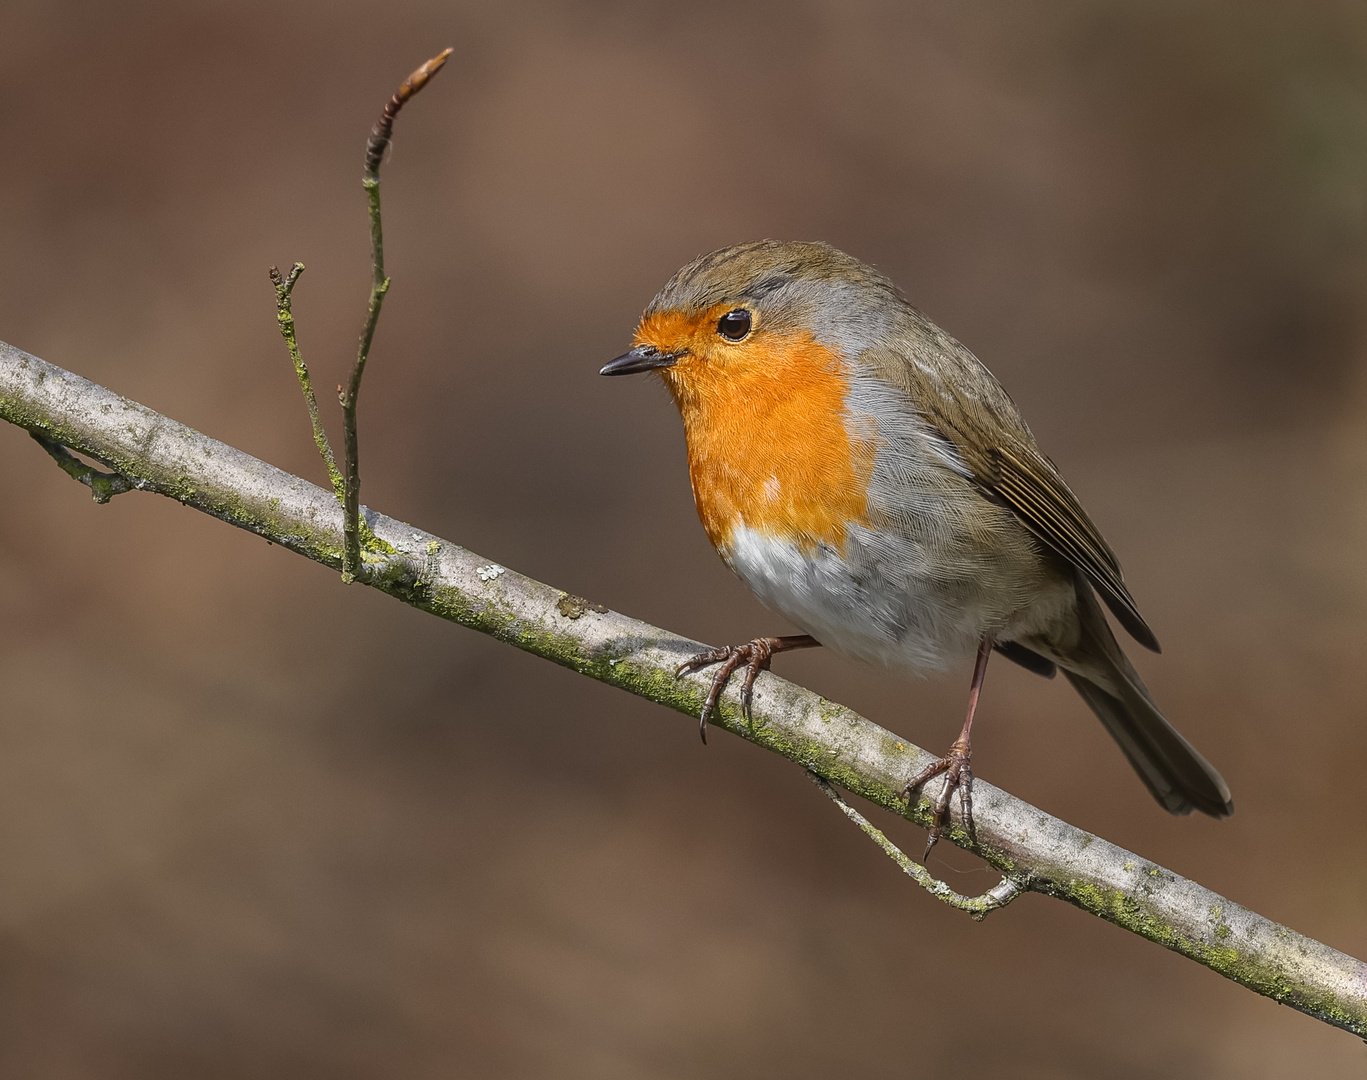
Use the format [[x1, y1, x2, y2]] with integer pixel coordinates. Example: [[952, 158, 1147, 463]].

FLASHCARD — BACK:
[[716, 309, 752, 341]]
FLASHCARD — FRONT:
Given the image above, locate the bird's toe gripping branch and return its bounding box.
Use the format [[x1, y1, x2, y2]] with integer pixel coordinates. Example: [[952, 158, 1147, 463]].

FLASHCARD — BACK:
[[675, 634, 821, 742], [903, 738, 974, 861]]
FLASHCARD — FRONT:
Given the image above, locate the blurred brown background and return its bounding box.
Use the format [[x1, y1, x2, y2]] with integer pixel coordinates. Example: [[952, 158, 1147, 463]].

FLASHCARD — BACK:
[[2, 1, 1366, 1075]]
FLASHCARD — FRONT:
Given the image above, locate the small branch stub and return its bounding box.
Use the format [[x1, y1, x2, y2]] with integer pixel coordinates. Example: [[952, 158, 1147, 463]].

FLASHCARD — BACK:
[[807, 771, 1025, 920], [31, 433, 140, 503]]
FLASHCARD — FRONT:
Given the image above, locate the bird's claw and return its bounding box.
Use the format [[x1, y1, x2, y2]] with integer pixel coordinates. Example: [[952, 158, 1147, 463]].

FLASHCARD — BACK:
[[675, 638, 778, 742], [902, 736, 974, 861]]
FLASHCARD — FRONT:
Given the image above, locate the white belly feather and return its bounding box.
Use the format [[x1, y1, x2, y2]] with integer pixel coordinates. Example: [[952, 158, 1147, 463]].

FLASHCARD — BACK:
[[721, 525, 964, 672], [722, 522, 1074, 674]]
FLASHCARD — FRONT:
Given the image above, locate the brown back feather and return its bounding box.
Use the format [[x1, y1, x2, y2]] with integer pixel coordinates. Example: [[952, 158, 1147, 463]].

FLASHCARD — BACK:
[[861, 322, 1161, 653]]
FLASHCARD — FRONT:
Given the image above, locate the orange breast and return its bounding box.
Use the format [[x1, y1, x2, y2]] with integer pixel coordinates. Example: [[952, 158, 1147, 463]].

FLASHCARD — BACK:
[[642, 316, 877, 555]]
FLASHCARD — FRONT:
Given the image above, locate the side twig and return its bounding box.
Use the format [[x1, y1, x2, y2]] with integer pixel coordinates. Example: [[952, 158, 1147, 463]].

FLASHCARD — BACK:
[[30, 432, 141, 503], [806, 771, 1025, 920], [270, 263, 344, 503], [337, 47, 453, 583]]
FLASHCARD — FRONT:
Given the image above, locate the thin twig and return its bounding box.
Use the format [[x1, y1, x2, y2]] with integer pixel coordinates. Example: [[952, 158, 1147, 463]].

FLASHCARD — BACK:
[[30, 432, 141, 503], [269, 263, 344, 504], [363, 49, 454, 177], [338, 47, 453, 584], [3, 339, 1366, 1039], [806, 770, 1024, 920]]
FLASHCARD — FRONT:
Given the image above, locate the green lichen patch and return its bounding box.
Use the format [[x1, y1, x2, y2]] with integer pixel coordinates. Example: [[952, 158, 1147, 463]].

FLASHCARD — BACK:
[[1057, 879, 1367, 1035], [556, 594, 607, 620]]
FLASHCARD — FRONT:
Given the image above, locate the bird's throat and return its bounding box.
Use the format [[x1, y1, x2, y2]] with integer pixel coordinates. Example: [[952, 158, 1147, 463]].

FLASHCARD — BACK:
[[660, 334, 877, 556]]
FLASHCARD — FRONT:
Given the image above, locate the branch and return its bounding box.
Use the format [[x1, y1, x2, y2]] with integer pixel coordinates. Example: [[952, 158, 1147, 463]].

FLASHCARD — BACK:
[[336, 47, 452, 583], [807, 771, 1024, 919], [2, 338, 1365, 1039], [269, 262, 344, 503], [29, 432, 142, 503]]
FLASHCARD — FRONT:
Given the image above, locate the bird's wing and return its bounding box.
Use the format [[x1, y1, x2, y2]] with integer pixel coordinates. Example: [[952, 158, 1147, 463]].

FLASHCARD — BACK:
[[860, 325, 1161, 653], [973, 440, 1159, 652]]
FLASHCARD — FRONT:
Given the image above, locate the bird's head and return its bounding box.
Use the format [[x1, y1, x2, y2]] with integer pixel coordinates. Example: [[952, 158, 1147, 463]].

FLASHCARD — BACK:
[[600, 240, 903, 406]]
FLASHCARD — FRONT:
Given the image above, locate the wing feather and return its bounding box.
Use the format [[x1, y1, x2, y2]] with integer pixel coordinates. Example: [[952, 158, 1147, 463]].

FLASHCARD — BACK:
[[986, 445, 1160, 652], [859, 326, 1161, 653]]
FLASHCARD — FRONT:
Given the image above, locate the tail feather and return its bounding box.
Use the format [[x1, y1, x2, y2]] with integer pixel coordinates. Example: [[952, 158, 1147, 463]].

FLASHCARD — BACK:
[[1056, 580, 1233, 818], [1062, 669, 1232, 817]]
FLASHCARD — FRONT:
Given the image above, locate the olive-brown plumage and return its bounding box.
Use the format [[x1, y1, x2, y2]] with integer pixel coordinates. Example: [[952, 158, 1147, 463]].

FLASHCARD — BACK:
[[602, 240, 1232, 847]]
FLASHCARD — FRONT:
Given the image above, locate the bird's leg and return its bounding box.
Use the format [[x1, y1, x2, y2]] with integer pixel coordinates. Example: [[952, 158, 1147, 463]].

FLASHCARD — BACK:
[[676, 634, 821, 742], [903, 635, 994, 860]]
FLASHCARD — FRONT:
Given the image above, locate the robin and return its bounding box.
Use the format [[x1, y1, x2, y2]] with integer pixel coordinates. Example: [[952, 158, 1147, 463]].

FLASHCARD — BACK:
[[601, 240, 1232, 856]]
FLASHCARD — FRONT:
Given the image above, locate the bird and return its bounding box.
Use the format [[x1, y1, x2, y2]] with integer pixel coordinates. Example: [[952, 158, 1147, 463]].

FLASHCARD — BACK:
[[600, 239, 1232, 857]]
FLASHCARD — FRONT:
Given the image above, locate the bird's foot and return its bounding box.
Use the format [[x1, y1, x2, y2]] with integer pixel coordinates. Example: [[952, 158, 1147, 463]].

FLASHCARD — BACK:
[[675, 637, 786, 742], [902, 736, 974, 861]]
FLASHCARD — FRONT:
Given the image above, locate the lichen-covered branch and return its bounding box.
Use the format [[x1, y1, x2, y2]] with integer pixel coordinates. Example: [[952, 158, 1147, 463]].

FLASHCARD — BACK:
[[2, 338, 1365, 1039]]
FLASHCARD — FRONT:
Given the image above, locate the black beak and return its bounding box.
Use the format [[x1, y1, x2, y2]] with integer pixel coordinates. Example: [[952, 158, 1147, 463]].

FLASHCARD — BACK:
[[599, 344, 685, 376]]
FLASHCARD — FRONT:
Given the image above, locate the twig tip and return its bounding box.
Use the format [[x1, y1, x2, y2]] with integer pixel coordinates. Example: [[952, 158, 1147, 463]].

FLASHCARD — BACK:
[[364, 47, 455, 177], [402, 48, 454, 97]]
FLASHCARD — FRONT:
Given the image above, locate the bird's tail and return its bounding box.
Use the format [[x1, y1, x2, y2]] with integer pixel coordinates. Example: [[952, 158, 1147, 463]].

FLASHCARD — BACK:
[[1059, 582, 1233, 818]]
